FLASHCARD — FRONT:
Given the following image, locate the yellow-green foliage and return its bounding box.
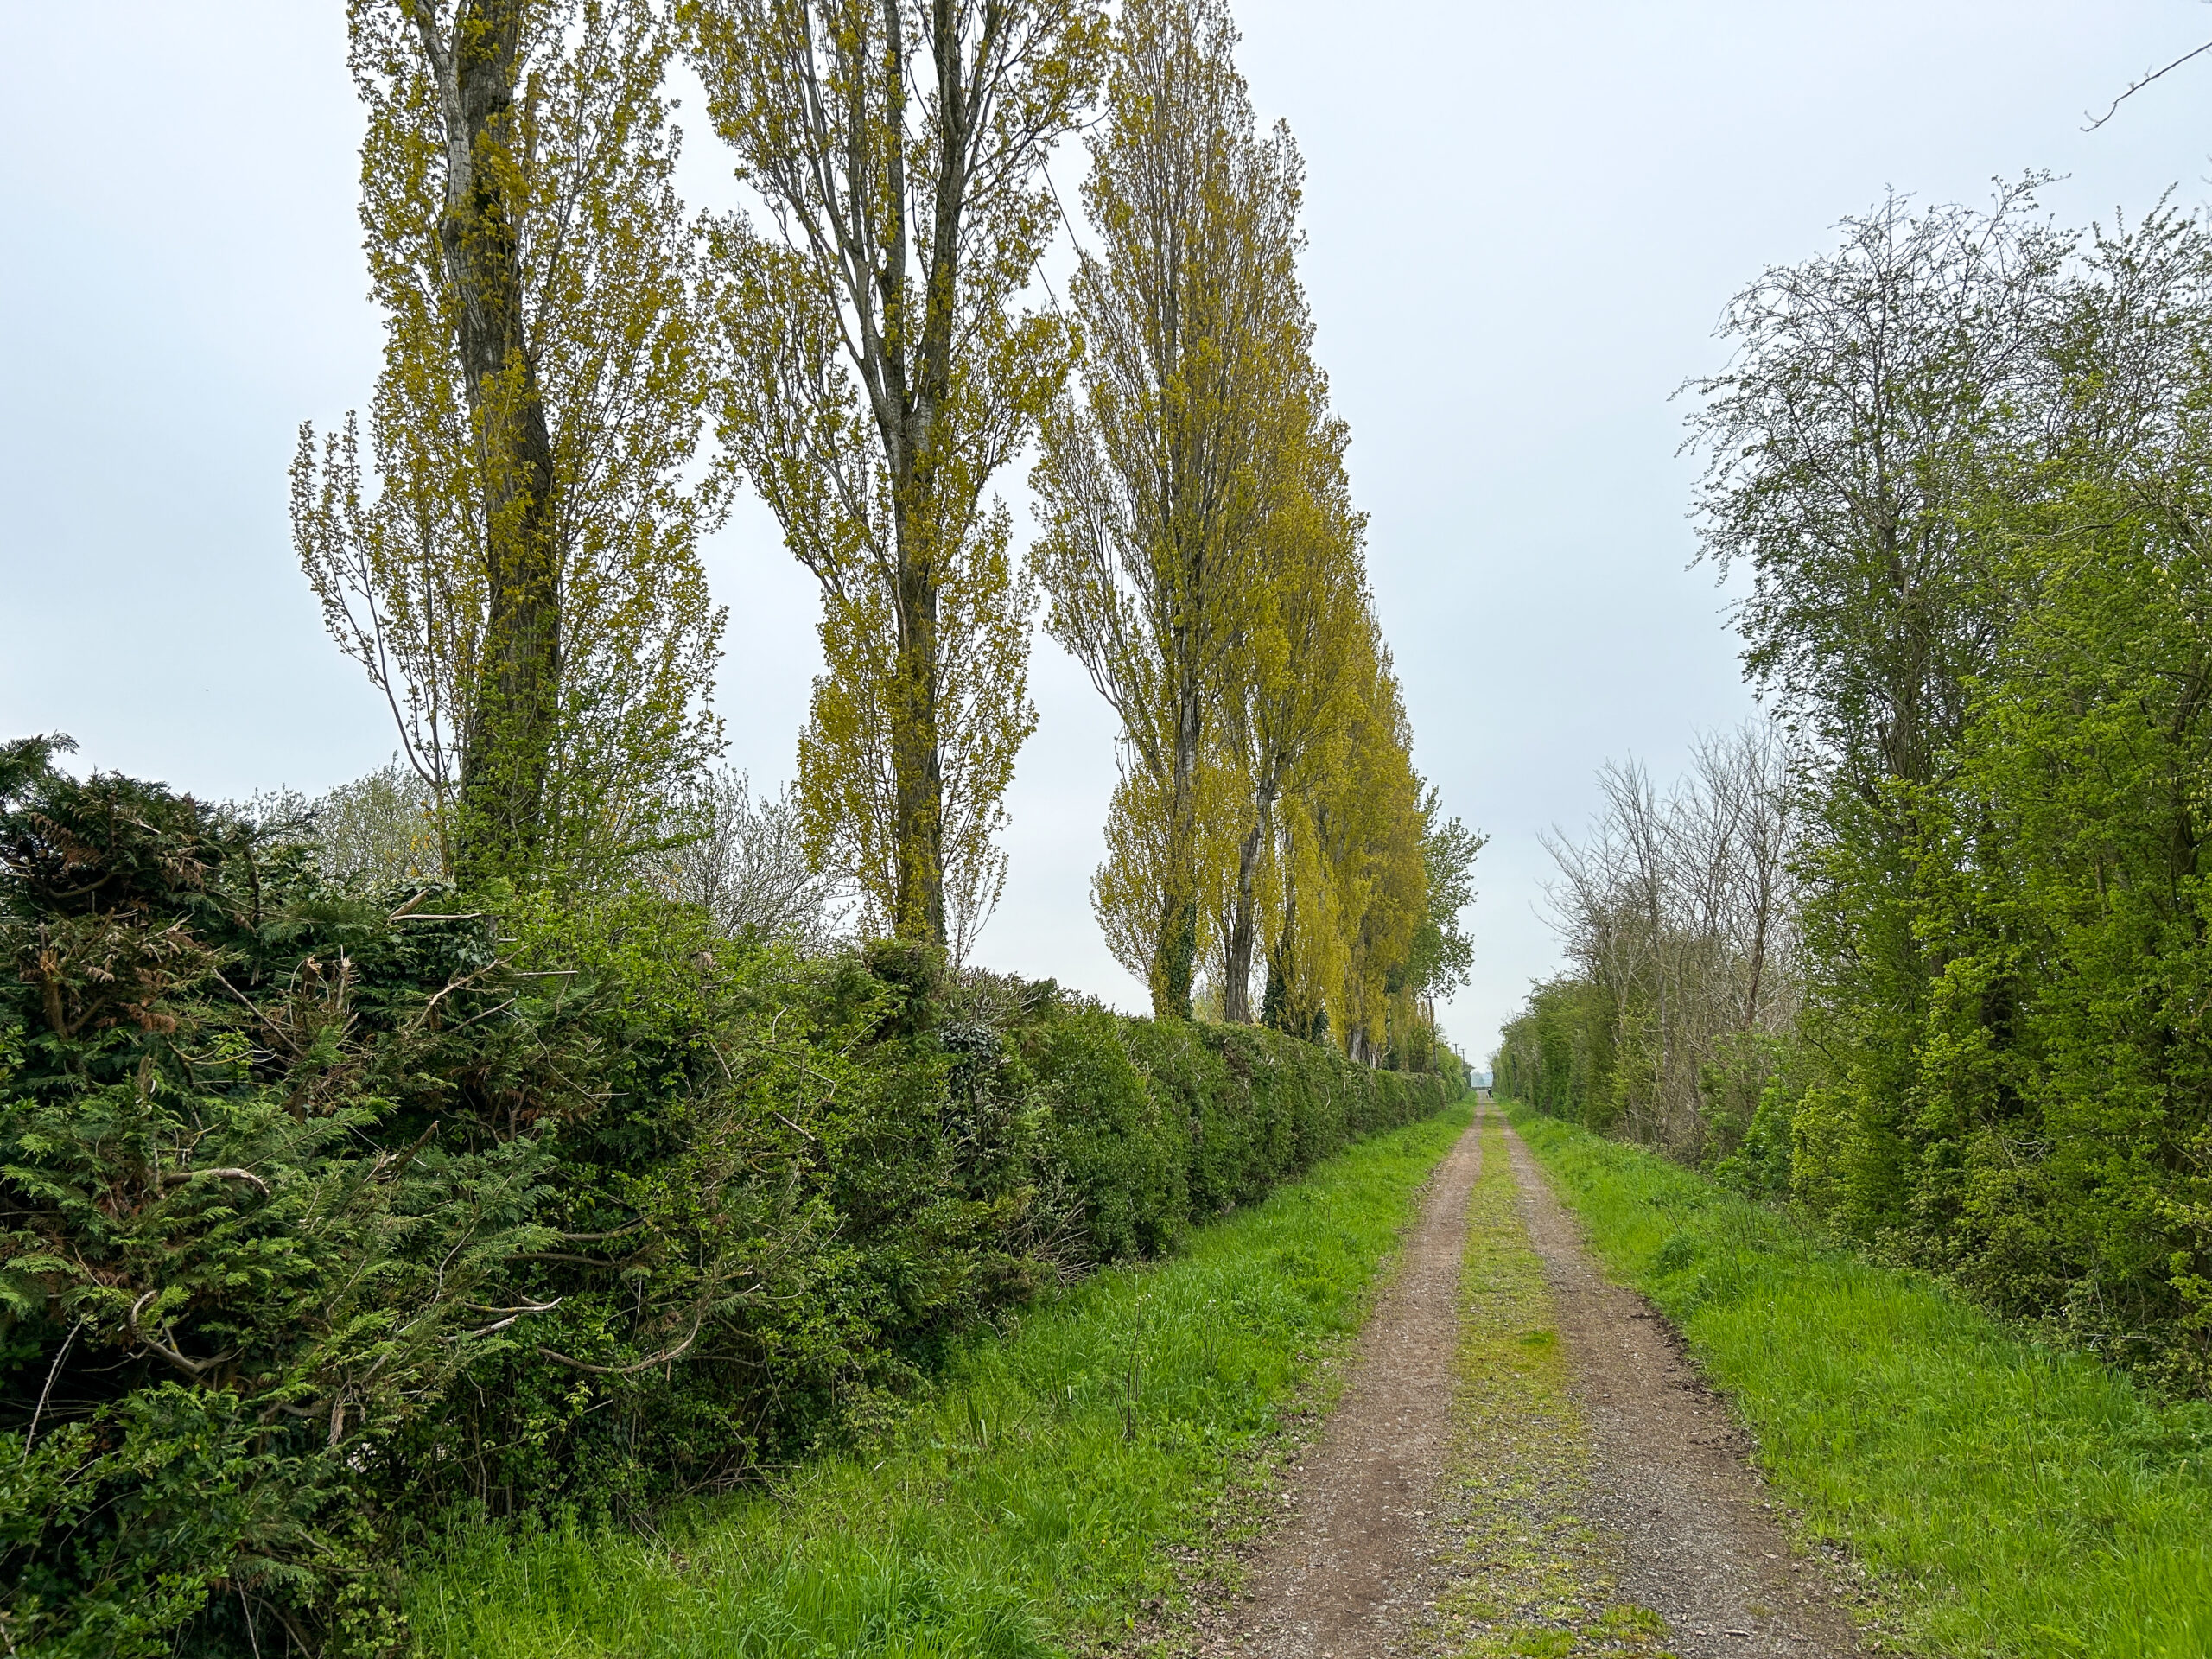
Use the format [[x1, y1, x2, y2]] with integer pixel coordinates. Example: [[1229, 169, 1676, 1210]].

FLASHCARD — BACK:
[[1030, 0, 1319, 1019], [296, 0, 725, 880], [688, 0, 1107, 948], [1029, 0, 1461, 1051]]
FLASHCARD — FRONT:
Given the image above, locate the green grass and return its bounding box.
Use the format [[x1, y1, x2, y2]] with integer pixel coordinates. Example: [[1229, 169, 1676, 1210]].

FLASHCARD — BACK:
[[1506, 1103, 2212, 1658], [405, 1099, 1474, 1658]]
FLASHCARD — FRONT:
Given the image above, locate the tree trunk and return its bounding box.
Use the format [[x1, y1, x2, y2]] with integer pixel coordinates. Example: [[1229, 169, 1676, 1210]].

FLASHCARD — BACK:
[[1222, 810, 1268, 1022], [1262, 879, 1299, 1034], [1152, 661, 1203, 1019], [890, 499, 946, 943], [878, 0, 968, 948], [417, 0, 561, 887], [1154, 893, 1197, 1020]]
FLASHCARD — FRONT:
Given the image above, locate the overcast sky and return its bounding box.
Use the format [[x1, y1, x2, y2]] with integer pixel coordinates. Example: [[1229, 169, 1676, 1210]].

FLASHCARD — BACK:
[[5, 3, 2211, 1061]]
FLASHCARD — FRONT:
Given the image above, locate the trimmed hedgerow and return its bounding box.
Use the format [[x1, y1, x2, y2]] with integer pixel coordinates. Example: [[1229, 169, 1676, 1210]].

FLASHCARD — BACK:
[[0, 741, 1451, 1657]]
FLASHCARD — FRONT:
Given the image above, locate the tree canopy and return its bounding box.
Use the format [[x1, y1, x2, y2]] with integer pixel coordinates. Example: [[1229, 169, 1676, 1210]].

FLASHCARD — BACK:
[[296, 0, 727, 887]]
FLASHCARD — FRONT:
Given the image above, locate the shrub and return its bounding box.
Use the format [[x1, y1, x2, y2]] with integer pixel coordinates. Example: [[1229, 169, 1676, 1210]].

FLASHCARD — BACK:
[[0, 741, 1453, 1656], [0, 737, 589, 1655]]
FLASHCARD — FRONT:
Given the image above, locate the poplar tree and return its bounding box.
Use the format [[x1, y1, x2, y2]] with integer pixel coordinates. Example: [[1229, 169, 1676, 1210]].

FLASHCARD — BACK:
[[1211, 416, 1366, 1020], [685, 0, 1105, 950], [1261, 620, 1427, 1060], [1031, 0, 1313, 1017], [295, 0, 726, 887]]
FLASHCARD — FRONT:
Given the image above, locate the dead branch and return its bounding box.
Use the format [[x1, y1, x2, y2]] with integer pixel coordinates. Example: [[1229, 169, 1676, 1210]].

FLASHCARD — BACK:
[[2085, 37, 2212, 130], [369, 1122, 440, 1185], [160, 1167, 270, 1195], [537, 1318, 702, 1376], [128, 1290, 229, 1380], [461, 1298, 566, 1317], [418, 962, 501, 1020], [26, 1319, 80, 1447], [385, 888, 438, 922]]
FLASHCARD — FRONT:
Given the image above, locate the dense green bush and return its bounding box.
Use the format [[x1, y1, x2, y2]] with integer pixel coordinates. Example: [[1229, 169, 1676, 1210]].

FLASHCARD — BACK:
[[1503, 202, 2212, 1402], [0, 741, 1451, 1656], [1713, 217, 2212, 1397], [1797, 480, 2212, 1396], [0, 737, 590, 1656], [1022, 1001, 1448, 1265]]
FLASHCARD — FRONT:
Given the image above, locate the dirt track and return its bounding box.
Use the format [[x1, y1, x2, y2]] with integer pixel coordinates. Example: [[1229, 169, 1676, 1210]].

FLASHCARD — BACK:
[[1198, 1107, 1864, 1659], [1211, 1110, 1484, 1659]]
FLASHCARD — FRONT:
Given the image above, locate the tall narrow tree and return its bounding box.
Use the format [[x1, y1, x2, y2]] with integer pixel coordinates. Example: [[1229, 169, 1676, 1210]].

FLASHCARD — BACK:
[[1031, 0, 1313, 1017], [296, 0, 725, 885], [686, 0, 1104, 948], [1336, 649, 1427, 1064], [1266, 625, 1427, 1061], [1212, 415, 1365, 1020]]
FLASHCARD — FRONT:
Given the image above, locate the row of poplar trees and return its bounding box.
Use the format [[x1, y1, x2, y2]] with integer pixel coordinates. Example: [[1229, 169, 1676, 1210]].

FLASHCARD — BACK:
[[291, 0, 1471, 1058]]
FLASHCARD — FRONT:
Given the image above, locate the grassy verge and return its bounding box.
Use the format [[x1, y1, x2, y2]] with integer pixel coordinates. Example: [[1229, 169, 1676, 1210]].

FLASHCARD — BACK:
[[405, 1100, 1474, 1658], [1506, 1103, 2212, 1658]]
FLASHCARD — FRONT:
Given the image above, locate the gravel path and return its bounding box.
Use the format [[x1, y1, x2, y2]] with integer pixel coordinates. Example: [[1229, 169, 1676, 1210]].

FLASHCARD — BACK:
[[1498, 1115, 1864, 1657], [1196, 1106, 1865, 1659], [1211, 1114, 1484, 1659]]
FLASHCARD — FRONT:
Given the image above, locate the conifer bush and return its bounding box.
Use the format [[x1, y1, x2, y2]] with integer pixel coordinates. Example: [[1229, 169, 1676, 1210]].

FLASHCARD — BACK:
[[0, 739, 1452, 1656]]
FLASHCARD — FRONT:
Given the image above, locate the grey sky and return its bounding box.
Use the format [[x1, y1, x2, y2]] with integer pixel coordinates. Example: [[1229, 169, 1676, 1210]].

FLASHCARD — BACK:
[[4, 3, 2209, 1062]]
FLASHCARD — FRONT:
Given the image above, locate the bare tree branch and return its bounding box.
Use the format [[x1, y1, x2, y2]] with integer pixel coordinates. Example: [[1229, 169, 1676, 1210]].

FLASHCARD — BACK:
[[160, 1167, 270, 1195], [537, 1317, 702, 1376], [2085, 36, 2212, 131]]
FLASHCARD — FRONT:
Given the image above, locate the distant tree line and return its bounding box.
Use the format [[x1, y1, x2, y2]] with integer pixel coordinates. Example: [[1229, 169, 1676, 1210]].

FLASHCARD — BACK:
[[1501, 726, 1797, 1158], [1499, 181, 2212, 1397]]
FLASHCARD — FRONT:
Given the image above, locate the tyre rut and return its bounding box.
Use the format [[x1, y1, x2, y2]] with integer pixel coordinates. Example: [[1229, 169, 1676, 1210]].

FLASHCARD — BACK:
[[1188, 1106, 1865, 1659]]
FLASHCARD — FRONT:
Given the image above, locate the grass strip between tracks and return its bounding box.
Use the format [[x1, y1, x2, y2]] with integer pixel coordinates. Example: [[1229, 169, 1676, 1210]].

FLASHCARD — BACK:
[[1425, 1109, 1669, 1656], [1507, 1102, 2212, 1659], [406, 1099, 1475, 1659]]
